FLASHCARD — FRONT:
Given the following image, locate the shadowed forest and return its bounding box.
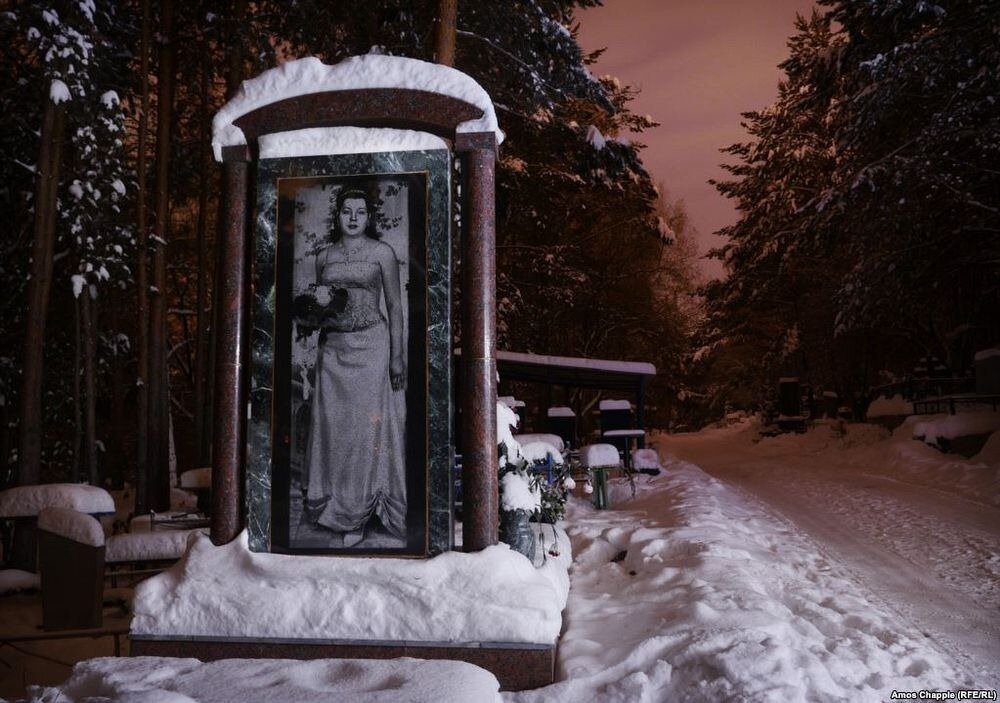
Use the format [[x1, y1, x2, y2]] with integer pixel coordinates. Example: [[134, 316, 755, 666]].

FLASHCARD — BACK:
[[1, 0, 996, 509]]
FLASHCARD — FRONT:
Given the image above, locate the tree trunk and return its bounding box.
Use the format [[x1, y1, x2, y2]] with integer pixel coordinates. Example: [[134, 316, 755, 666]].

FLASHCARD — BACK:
[[435, 0, 458, 67], [149, 0, 177, 511], [73, 295, 82, 481], [18, 91, 66, 486], [225, 0, 247, 97], [81, 288, 98, 485], [193, 48, 212, 466], [134, 0, 152, 514], [110, 337, 127, 488]]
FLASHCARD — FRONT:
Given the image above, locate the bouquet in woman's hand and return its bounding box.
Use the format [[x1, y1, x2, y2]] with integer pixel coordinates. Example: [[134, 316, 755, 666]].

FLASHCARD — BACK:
[[293, 284, 349, 339]]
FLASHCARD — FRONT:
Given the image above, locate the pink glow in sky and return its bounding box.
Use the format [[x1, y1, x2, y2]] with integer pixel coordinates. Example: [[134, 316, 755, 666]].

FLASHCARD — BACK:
[[577, 0, 818, 278]]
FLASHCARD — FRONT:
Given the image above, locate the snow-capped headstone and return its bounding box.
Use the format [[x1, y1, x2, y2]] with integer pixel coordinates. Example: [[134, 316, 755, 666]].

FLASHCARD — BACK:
[[974, 347, 1000, 395], [179, 54, 548, 689], [209, 54, 501, 560]]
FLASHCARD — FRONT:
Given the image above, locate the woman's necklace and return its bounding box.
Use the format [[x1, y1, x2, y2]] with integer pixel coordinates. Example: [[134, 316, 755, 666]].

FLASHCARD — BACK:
[[340, 239, 365, 262]]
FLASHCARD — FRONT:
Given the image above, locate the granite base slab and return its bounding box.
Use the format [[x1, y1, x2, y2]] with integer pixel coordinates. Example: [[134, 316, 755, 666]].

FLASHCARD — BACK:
[[130, 635, 555, 691]]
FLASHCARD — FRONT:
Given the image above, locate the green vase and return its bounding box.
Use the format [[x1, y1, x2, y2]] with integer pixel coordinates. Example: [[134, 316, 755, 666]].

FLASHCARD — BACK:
[[499, 508, 536, 562]]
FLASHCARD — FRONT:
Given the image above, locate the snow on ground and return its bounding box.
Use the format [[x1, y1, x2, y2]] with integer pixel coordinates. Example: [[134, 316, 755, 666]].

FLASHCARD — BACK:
[[912, 411, 1000, 445], [707, 416, 999, 506], [23, 656, 501, 703], [883, 418, 1000, 504], [509, 458, 977, 702], [866, 394, 912, 417], [578, 444, 620, 468], [9, 419, 999, 702], [664, 419, 1000, 692]]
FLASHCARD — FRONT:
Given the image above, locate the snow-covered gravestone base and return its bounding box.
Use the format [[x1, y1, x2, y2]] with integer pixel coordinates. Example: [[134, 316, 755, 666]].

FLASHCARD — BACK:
[[130, 529, 570, 689]]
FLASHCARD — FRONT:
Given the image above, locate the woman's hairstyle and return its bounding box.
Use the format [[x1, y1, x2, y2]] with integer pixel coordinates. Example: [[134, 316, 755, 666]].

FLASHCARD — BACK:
[[329, 185, 380, 242]]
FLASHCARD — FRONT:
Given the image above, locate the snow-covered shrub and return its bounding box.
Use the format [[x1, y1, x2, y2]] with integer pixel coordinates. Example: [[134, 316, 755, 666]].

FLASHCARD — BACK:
[[497, 401, 539, 560], [496, 401, 570, 524]]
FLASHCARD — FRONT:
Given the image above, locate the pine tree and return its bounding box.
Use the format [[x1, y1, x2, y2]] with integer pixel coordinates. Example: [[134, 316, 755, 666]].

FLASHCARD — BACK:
[[703, 0, 1000, 419], [818, 0, 1000, 362], [706, 11, 846, 409]]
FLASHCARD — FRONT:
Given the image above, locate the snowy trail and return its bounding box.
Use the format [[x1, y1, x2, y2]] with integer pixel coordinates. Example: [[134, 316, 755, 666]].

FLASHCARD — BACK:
[[508, 453, 978, 701], [666, 428, 1000, 688]]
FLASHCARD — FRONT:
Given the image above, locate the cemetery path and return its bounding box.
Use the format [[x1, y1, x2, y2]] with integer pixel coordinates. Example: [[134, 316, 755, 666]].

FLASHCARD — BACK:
[[665, 430, 1000, 688]]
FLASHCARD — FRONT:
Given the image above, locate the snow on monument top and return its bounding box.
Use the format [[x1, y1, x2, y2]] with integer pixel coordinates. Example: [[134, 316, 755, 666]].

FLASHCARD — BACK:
[[38, 507, 105, 548], [213, 55, 503, 161]]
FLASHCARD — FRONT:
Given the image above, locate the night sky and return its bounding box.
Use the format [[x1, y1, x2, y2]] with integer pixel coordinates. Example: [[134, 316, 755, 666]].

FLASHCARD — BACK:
[[578, 0, 819, 278]]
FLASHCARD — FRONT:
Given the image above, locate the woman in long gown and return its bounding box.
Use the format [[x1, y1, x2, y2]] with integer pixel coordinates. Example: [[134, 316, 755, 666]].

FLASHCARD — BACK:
[[302, 186, 406, 547]]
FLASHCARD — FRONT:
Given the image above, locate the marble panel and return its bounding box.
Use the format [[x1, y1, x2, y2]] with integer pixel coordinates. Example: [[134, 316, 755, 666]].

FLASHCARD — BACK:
[[248, 149, 452, 556]]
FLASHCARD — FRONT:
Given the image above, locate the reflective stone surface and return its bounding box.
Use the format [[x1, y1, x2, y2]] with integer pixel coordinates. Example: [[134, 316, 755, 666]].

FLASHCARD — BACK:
[[249, 149, 452, 556]]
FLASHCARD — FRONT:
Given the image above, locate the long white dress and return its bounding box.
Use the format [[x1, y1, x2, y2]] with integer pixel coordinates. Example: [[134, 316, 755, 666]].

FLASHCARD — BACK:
[[302, 252, 406, 539]]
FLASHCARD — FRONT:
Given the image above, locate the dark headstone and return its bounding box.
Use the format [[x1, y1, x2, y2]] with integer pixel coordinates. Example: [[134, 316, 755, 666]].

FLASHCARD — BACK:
[[975, 348, 1000, 395], [38, 529, 105, 630], [822, 391, 839, 419], [545, 406, 576, 450], [778, 378, 801, 417]]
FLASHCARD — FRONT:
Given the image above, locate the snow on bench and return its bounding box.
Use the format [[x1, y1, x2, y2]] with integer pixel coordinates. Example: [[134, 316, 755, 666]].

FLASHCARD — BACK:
[[578, 443, 621, 468], [546, 406, 575, 417], [598, 399, 631, 411], [602, 428, 645, 438], [513, 433, 565, 454], [0, 483, 114, 518], [519, 440, 564, 464], [106, 530, 202, 564], [35, 506, 200, 563]]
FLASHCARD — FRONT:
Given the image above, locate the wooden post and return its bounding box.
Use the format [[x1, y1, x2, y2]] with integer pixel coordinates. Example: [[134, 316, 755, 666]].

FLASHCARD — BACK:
[[456, 133, 498, 551]]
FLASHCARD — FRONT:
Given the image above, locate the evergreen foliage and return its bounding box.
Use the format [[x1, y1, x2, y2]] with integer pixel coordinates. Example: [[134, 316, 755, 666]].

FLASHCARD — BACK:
[[1, 0, 686, 486], [0, 0, 137, 482], [700, 1, 1000, 421]]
